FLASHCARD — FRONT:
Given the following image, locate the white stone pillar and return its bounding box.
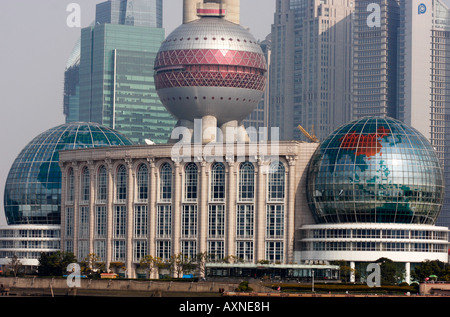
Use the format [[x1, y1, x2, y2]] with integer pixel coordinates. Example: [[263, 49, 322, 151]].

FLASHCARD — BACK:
[[199, 161, 208, 254], [105, 159, 114, 272], [405, 262, 411, 285], [173, 161, 181, 256], [73, 163, 80, 257], [226, 160, 236, 258], [126, 159, 134, 278], [255, 159, 265, 263], [148, 158, 157, 260], [350, 261, 356, 283], [88, 162, 96, 256], [286, 157, 296, 263]]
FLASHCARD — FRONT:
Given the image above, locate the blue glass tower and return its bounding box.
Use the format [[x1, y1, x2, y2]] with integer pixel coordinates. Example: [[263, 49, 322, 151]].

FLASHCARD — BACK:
[[3, 122, 133, 225]]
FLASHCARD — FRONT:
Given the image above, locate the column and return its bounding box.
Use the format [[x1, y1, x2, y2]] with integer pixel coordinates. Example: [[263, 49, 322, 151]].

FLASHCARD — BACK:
[[286, 156, 296, 263], [405, 262, 411, 285], [255, 159, 265, 263], [59, 162, 67, 249], [88, 161, 96, 256], [173, 161, 181, 256], [148, 158, 157, 259], [350, 261, 356, 283], [226, 160, 236, 259], [72, 163, 80, 257], [105, 159, 114, 272], [199, 160, 208, 254], [125, 158, 134, 278]]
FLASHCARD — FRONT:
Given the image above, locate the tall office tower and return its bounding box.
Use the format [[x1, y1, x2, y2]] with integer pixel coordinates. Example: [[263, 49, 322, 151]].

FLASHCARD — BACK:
[[78, 0, 176, 144], [243, 35, 271, 135], [352, 0, 400, 119], [398, 0, 450, 228], [96, 0, 163, 28], [269, 0, 354, 142], [63, 39, 81, 123]]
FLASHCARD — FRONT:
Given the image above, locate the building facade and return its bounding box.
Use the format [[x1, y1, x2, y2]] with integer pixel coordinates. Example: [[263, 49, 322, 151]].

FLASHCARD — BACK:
[[398, 0, 450, 228], [58, 141, 318, 278], [352, 0, 400, 119], [78, 23, 176, 144], [269, 0, 354, 142]]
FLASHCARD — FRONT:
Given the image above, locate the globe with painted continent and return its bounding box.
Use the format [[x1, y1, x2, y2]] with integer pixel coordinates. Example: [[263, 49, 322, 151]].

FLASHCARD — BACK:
[[306, 117, 445, 224]]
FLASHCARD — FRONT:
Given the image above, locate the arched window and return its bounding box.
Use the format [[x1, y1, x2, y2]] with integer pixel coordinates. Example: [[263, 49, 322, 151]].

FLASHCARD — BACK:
[[137, 164, 149, 201], [185, 163, 198, 202], [97, 165, 107, 202], [239, 162, 255, 201], [211, 162, 225, 202], [67, 168, 74, 202], [268, 162, 286, 202], [116, 165, 127, 202], [160, 163, 172, 202], [81, 167, 90, 202]]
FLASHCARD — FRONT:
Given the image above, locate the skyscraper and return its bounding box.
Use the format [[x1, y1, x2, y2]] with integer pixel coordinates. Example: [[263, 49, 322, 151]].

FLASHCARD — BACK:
[[398, 0, 450, 228], [96, 0, 163, 28], [352, 0, 400, 119], [269, 0, 354, 142], [68, 0, 176, 144], [63, 39, 81, 123]]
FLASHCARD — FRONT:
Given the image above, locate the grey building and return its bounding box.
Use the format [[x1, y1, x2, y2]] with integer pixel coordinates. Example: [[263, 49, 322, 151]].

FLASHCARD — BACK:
[[269, 0, 354, 142], [398, 0, 450, 229], [352, 0, 400, 119]]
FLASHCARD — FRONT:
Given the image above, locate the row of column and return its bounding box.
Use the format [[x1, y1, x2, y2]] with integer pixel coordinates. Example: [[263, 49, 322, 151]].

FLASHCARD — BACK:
[[60, 156, 297, 278]]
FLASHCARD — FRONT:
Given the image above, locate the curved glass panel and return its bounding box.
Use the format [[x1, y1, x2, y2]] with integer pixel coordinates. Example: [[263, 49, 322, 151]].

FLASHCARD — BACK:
[[306, 117, 445, 225], [4, 122, 133, 225]]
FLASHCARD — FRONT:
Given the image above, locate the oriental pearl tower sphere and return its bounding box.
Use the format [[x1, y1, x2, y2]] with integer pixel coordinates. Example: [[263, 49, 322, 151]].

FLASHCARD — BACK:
[[154, 0, 267, 143]]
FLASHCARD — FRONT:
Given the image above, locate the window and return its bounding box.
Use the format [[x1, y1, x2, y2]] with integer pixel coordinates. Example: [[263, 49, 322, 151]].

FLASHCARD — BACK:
[[79, 206, 89, 239], [239, 162, 255, 201], [116, 165, 127, 202], [236, 205, 254, 238], [157, 205, 172, 238], [137, 164, 149, 202], [268, 162, 286, 201], [95, 206, 106, 238], [211, 162, 225, 202], [266, 242, 284, 263], [134, 240, 147, 262], [236, 241, 253, 262], [67, 168, 74, 202], [114, 205, 127, 238], [81, 167, 90, 203], [157, 240, 171, 260], [266, 205, 284, 238], [160, 163, 172, 202], [182, 205, 197, 238], [94, 240, 106, 261], [207, 241, 224, 262], [208, 205, 225, 238], [113, 240, 126, 262], [65, 207, 74, 238], [134, 205, 148, 238], [184, 163, 198, 202], [181, 240, 197, 259], [97, 166, 107, 203]]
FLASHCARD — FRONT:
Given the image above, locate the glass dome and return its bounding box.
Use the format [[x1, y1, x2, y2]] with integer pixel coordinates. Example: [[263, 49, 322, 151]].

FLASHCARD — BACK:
[[4, 122, 133, 225], [306, 117, 445, 225]]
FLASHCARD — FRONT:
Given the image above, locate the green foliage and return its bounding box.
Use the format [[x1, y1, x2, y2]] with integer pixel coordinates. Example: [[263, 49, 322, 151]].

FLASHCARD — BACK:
[[412, 260, 450, 282], [236, 281, 253, 292], [38, 251, 77, 277]]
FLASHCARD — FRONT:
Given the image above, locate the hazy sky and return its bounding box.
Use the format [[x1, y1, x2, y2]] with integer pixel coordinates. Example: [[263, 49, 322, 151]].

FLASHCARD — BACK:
[[0, 0, 275, 225]]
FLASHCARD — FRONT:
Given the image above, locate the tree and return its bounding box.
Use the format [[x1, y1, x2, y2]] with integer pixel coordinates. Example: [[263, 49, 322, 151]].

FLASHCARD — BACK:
[[38, 251, 77, 276], [170, 253, 196, 278], [7, 254, 23, 277], [139, 255, 163, 279], [79, 253, 105, 277], [375, 257, 404, 285], [412, 260, 449, 282]]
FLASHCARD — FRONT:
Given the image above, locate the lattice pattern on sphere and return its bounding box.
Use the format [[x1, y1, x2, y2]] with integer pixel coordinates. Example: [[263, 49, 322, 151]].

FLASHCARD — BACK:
[[155, 49, 267, 70], [155, 68, 266, 91]]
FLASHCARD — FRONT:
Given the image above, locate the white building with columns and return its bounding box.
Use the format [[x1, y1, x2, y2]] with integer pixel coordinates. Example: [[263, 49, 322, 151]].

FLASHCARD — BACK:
[[58, 141, 318, 278]]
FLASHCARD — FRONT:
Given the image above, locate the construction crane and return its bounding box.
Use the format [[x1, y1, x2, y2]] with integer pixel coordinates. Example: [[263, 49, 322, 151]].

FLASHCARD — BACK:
[[298, 124, 319, 143]]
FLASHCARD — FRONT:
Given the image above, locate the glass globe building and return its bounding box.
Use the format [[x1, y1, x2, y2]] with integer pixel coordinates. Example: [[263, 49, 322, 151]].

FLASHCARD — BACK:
[[4, 122, 133, 225], [306, 117, 445, 225]]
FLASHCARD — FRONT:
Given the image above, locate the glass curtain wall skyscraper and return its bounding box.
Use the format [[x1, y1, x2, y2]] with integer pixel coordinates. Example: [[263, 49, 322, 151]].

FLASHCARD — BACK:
[[352, 0, 400, 119], [269, 0, 354, 142], [397, 0, 450, 228], [68, 0, 176, 144], [96, 0, 163, 28]]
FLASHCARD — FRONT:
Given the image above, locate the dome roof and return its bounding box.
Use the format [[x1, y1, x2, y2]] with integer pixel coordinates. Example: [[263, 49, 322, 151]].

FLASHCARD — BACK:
[[4, 122, 133, 225], [306, 117, 445, 225], [158, 17, 263, 54]]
